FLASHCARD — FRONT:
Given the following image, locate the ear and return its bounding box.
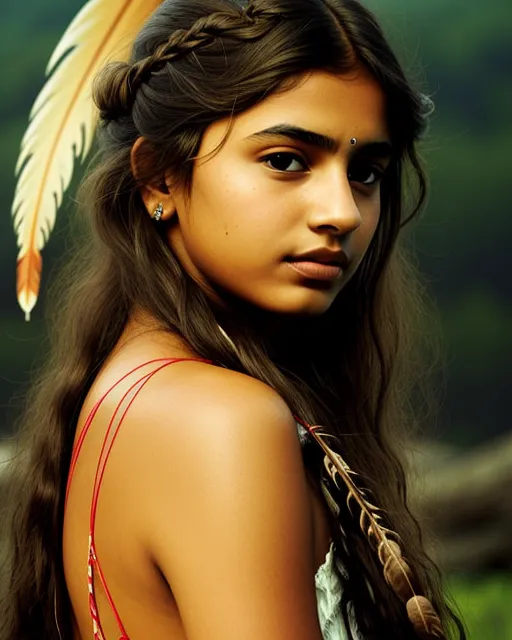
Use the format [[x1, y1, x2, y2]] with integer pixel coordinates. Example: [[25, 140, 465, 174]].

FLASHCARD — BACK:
[[130, 137, 177, 221]]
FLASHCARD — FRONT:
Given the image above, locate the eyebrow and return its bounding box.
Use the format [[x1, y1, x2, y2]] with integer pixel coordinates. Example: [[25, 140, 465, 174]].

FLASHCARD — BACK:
[[245, 124, 394, 159]]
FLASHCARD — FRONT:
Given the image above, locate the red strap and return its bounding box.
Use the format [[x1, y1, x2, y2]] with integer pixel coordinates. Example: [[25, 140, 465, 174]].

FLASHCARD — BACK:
[[65, 358, 181, 507], [65, 357, 212, 638]]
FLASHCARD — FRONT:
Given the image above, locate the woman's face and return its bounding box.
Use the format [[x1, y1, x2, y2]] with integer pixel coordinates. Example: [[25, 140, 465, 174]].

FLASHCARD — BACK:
[[165, 69, 392, 316]]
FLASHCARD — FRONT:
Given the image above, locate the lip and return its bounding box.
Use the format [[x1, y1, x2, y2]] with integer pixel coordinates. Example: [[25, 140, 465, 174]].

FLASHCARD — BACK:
[[289, 247, 350, 269], [285, 260, 343, 281]]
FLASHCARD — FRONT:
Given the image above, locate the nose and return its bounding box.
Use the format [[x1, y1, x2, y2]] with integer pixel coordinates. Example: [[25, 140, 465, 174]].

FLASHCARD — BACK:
[[307, 173, 362, 236]]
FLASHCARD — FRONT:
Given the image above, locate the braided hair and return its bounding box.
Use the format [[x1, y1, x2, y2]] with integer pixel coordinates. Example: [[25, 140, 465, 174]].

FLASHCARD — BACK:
[[97, 4, 280, 120]]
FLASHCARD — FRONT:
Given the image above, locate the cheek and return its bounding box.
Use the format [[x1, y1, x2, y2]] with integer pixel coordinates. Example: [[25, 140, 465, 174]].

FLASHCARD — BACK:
[[357, 194, 381, 247], [189, 166, 294, 255], [178, 189, 272, 281]]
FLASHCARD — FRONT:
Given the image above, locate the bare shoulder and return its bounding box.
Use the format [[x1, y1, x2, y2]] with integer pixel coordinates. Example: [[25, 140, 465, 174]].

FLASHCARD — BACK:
[[133, 360, 297, 444], [126, 361, 305, 511], [122, 362, 322, 639]]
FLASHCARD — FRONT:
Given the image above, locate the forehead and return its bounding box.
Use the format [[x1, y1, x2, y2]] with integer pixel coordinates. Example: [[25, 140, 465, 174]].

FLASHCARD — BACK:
[[203, 68, 389, 152]]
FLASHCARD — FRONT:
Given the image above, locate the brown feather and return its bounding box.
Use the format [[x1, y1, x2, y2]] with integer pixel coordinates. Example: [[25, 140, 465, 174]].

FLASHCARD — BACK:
[[302, 422, 446, 639], [407, 596, 446, 639]]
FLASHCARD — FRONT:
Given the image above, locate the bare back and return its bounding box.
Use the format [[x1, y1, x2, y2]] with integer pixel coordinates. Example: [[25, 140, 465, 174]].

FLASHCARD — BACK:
[[63, 319, 332, 639]]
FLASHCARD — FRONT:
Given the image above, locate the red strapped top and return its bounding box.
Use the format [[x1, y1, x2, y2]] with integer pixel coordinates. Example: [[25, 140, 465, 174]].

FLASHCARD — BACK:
[[64, 358, 212, 640]]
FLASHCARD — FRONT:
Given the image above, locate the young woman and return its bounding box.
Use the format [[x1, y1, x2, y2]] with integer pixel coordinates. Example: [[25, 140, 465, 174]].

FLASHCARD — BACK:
[[1, 0, 466, 638]]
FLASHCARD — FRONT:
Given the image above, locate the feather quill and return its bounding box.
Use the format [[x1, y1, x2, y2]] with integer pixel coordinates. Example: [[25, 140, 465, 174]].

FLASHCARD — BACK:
[[304, 423, 446, 639], [11, 0, 162, 320]]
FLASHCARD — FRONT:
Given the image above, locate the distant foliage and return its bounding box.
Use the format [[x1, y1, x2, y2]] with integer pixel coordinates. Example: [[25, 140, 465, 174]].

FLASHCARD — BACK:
[[449, 575, 512, 640]]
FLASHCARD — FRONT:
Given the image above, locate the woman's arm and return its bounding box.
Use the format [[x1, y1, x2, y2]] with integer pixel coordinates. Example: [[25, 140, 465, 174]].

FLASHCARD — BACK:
[[135, 364, 323, 640]]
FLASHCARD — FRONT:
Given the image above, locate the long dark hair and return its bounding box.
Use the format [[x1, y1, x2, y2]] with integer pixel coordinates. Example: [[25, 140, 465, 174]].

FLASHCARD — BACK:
[[1, 0, 465, 638]]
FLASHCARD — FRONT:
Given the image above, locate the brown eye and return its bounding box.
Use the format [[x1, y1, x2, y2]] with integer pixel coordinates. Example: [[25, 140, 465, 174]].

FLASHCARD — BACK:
[[348, 164, 384, 186], [261, 152, 308, 172]]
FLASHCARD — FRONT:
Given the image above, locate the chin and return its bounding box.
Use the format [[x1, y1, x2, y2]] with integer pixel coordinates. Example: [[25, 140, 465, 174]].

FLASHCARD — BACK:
[[257, 291, 338, 317], [288, 301, 336, 317], [213, 282, 340, 318]]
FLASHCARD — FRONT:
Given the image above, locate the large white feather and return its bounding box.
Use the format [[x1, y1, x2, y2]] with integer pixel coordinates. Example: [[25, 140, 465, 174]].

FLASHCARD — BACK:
[[11, 0, 162, 320]]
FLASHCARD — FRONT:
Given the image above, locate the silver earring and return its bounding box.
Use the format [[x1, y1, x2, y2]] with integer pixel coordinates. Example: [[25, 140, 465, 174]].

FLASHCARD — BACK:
[[152, 203, 164, 222], [350, 137, 357, 146]]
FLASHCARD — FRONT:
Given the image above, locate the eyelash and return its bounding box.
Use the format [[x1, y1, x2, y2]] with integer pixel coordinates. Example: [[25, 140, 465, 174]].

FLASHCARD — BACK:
[[260, 152, 385, 187], [261, 152, 308, 173]]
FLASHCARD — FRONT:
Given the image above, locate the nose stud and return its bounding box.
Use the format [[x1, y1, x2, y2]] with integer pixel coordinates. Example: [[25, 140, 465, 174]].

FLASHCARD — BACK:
[[350, 137, 357, 146]]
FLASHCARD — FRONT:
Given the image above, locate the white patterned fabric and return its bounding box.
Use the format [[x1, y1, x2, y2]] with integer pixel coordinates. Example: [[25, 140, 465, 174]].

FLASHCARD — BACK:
[[315, 542, 362, 639]]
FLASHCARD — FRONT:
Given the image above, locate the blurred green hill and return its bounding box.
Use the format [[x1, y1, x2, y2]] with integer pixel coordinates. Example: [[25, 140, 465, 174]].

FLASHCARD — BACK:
[[0, 0, 510, 444]]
